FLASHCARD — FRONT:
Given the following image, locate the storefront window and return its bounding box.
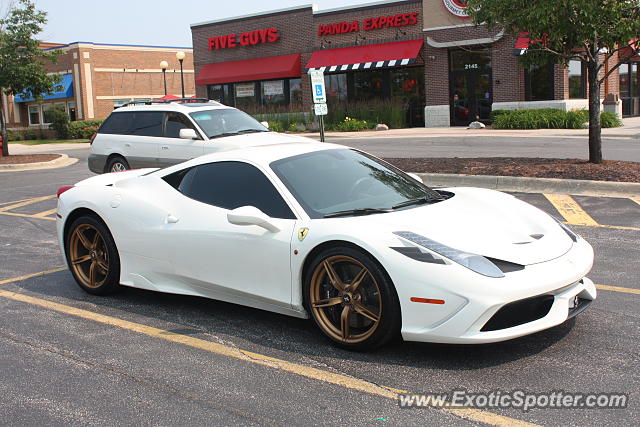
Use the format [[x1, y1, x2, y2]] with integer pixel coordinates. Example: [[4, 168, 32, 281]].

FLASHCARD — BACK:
[[235, 82, 258, 109], [569, 60, 586, 99], [28, 105, 40, 125], [261, 80, 286, 106], [526, 64, 555, 101], [42, 104, 54, 124], [208, 84, 233, 105], [391, 68, 424, 100], [354, 70, 385, 101], [620, 63, 639, 116], [289, 78, 302, 106], [620, 64, 629, 96], [68, 102, 77, 121], [324, 74, 348, 103]]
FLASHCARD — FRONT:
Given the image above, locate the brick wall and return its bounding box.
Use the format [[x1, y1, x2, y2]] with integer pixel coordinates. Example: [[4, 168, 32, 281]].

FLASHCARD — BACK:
[[190, 2, 423, 110]]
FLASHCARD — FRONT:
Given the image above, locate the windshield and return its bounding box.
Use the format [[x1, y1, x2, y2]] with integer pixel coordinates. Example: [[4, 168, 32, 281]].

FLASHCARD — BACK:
[[189, 109, 269, 139], [270, 149, 443, 219]]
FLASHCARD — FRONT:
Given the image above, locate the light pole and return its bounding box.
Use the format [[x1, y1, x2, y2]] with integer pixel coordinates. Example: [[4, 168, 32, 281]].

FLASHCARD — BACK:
[[160, 60, 169, 96], [176, 51, 186, 98]]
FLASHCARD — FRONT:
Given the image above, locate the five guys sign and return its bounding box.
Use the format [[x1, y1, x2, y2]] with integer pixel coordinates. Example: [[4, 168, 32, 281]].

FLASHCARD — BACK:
[[318, 12, 418, 37], [208, 28, 279, 50]]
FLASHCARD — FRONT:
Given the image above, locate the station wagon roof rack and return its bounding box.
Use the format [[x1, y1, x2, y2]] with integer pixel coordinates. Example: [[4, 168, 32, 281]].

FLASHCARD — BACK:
[[117, 98, 221, 108]]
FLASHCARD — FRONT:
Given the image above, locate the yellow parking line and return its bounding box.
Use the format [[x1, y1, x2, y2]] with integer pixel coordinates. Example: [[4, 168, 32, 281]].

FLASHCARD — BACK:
[[32, 208, 57, 218], [596, 284, 640, 295], [590, 224, 640, 231], [0, 211, 56, 221], [544, 194, 599, 226], [0, 195, 55, 212], [0, 198, 32, 207], [0, 267, 66, 286], [0, 269, 538, 427], [631, 197, 640, 207]]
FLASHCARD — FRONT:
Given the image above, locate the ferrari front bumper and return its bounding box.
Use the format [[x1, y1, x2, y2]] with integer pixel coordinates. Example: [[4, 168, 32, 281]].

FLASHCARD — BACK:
[[394, 237, 596, 344]]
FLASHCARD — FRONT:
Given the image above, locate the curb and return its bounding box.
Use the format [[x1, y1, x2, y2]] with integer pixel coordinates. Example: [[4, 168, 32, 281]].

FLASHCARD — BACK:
[[416, 173, 640, 198], [0, 154, 78, 173]]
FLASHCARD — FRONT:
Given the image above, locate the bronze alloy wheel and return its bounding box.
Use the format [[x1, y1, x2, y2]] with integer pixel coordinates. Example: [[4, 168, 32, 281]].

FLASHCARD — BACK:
[[309, 255, 382, 344], [69, 224, 110, 289]]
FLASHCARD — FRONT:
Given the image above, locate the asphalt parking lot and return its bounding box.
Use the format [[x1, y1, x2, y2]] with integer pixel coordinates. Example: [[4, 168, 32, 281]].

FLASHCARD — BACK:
[[0, 149, 638, 426]]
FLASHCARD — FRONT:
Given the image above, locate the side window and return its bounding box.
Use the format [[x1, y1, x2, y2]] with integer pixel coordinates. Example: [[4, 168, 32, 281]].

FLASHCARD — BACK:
[[165, 112, 198, 138], [99, 112, 133, 135], [129, 112, 164, 137], [166, 161, 295, 220]]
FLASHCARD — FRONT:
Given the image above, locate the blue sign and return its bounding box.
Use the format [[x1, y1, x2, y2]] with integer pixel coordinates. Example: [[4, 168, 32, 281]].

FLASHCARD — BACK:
[[315, 85, 324, 97]]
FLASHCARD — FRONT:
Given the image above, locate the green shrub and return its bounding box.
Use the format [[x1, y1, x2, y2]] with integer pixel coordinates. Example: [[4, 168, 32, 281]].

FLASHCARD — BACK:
[[325, 99, 406, 129], [24, 129, 37, 140], [490, 110, 510, 121], [601, 111, 623, 128], [493, 108, 588, 130], [251, 110, 313, 133], [7, 131, 23, 141], [68, 119, 104, 139], [267, 121, 285, 132], [327, 117, 371, 132], [47, 105, 70, 139], [288, 122, 298, 132]]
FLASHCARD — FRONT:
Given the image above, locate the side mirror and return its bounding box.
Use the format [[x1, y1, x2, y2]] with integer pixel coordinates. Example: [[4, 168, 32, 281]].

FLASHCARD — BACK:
[[179, 128, 198, 140], [227, 206, 280, 233], [408, 173, 423, 183], [261, 121, 270, 129]]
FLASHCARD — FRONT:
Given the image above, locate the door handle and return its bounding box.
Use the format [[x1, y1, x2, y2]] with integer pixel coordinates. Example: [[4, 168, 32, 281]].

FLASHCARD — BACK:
[[167, 214, 179, 224]]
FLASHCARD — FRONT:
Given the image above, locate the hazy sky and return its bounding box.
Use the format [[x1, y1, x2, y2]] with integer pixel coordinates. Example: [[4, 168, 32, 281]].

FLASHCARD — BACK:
[[24, 0, 380, 47]]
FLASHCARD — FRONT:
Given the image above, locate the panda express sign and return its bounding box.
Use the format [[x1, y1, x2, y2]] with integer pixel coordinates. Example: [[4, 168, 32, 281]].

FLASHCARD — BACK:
[[208, 28, 279, 50], [317, 12, 419, 37]]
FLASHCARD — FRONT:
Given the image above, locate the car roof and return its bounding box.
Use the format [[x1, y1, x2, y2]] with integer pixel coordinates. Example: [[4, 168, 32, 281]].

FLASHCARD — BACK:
[[112, 102, 233, 114], [155, 142, 349, 176]]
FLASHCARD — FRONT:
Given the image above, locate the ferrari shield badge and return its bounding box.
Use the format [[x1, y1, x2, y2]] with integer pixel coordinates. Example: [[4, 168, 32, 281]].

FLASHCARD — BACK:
[[298, 228, 309, 241]]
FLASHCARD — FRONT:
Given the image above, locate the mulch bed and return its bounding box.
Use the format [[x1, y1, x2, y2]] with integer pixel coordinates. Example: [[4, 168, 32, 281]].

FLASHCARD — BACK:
[[385, 158, 640, 183], [0, 154, 60, 165]]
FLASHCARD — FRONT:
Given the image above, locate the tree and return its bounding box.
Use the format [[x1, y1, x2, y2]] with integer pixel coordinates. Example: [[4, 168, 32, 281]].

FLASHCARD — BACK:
[[0, 0, 59, 156], [466, 0, 640, 164], [47, 104, 69, 139]]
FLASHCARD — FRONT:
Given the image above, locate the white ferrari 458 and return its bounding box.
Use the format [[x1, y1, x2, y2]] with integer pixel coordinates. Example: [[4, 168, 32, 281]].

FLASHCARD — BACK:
[[56, 143, 596, 350]]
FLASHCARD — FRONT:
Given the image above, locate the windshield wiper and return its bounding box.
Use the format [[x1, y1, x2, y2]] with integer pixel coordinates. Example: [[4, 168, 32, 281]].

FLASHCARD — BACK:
[[236, 128, 268, 134], [392, 195, 444, 210], [324, 208, 392, 218], [209, 129, 267, 139]]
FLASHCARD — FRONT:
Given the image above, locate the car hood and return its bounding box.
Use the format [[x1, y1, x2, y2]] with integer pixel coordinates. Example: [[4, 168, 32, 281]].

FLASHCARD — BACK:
[[349, 187, 572, 266], [211, 131, 317, 148]]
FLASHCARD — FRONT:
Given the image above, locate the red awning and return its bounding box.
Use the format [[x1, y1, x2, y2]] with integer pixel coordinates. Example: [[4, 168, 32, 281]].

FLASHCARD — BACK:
[[195, 54, 301, 85], [514, 33, 531, 56], [620, 40, 640, 61], [305, 39, 424, 72]]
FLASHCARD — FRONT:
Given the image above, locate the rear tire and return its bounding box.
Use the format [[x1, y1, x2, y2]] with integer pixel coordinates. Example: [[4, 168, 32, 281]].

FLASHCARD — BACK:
[[304, 246, 401, 351], [65, 215, 121, 295], [106, 156, 129, 173]]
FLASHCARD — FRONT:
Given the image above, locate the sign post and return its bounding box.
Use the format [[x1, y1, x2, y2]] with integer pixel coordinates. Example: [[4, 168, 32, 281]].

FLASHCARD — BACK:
[[310, 70, 327, 142]]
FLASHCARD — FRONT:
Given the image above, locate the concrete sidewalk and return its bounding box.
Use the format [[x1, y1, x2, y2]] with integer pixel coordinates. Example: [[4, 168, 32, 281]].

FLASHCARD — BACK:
[[306, 116, 640, 140]]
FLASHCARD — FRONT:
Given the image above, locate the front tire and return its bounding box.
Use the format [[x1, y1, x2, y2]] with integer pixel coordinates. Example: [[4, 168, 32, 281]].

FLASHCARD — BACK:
[[106, 156, 129, 173], [304, 246, 401, 351], [65, 215, 121, 295]]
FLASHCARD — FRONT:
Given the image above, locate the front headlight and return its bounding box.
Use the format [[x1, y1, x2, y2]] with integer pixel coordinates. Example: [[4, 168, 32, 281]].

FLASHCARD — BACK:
[[393, 231, 505, 278]]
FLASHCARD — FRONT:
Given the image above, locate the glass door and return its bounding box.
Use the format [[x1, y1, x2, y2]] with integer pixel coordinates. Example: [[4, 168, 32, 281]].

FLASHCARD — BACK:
[[449, 48, 493, 126]]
